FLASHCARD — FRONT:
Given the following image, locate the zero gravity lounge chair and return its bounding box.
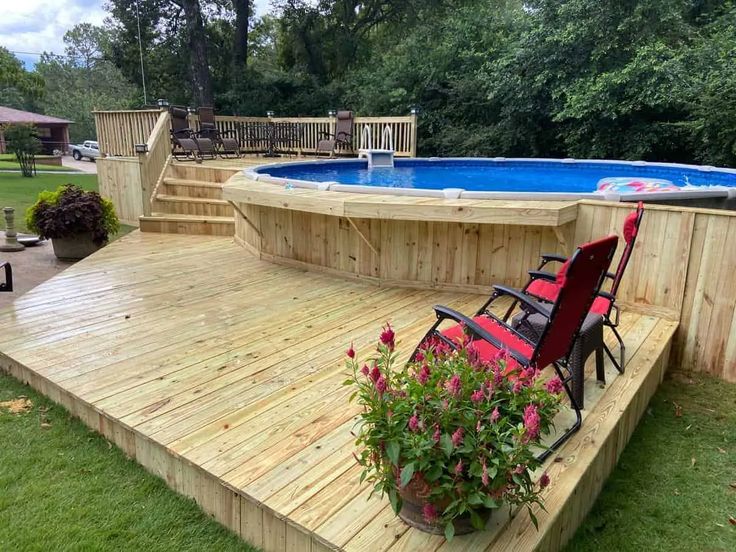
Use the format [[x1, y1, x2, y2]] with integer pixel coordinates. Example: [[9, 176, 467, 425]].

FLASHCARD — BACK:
[[317, 110, 354, 157], [517, 202, 644, 373], [197, 106, 241, 159], [169, 106, 215, 161], [412, 235, 618, 460]]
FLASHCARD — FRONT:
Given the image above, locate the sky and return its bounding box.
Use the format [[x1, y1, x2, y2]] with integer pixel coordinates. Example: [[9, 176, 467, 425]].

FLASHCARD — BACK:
[[0, 0, 271, 69]]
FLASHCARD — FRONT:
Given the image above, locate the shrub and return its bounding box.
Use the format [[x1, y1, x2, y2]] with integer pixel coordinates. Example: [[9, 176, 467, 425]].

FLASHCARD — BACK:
[[26, 184, 119, 244]]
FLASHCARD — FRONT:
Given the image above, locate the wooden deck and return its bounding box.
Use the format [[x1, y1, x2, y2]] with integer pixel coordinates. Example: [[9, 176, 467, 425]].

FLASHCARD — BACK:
[[0, 231, 677, 551]]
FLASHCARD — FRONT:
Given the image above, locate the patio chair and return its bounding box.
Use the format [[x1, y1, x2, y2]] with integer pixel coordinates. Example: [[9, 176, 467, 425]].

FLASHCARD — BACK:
[[0, 260, 12, 292], [517, 202, 644, 373], [197, 107, 241, 159], [317, 110, 354, 157], [169, 106, 215, 161], [412, 235, 618, 460]]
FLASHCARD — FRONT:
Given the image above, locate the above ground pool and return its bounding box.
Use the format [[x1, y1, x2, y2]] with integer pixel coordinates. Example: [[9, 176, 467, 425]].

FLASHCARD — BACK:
[[248, 158, 736, 202]]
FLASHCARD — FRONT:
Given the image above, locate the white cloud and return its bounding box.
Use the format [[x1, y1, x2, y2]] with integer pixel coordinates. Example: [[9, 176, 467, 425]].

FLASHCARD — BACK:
[[0, 0, 107, 66], [0, 0, 273, 68]]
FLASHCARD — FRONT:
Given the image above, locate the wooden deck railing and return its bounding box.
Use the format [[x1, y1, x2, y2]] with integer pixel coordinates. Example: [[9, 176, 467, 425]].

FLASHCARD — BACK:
[[93, 110, 162, 157], [94, 111, 418, 158]]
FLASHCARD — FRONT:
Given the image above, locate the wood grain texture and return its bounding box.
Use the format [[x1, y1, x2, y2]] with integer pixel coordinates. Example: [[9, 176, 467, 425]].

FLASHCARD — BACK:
[[0, 231, 676, 552]]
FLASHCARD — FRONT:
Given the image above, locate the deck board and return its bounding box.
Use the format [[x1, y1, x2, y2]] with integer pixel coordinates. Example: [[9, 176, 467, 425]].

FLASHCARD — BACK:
[[0, 231, 677, 551]]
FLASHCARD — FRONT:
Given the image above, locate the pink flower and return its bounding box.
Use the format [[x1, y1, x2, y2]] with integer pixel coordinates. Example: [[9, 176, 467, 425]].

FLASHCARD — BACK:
[[470, 388, 484, 403], [493, 364, 504, 386], [520, 367, 537, 383], [433, 425, 441, 443], [422, 503, 439, 524], [454, 460, 463, 475], [491, 407, 500, 423], [376, 375, 387, 395], [451, 427, 464, 447], [545, 376, 564, 394], [494, 348, 509, 363], [514, 464, 526, 475], [416, 364, 431, 385], [415, 351, 425, 363], [445, 374, 462, 397], [346, 343, 355, 359], [481, 461, 490, 487], [370, 364, 380, 383], [513, 380, 524, 394], [539, 472, 550, 489], [408, 415, 420, 433], [360, 364, 369, 376], [379, 323, 395, 351], [523, 404, 541, 442]]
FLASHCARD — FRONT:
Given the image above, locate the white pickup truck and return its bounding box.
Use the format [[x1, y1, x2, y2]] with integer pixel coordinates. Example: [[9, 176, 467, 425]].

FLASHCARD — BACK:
[[70, 140, 100, 161]]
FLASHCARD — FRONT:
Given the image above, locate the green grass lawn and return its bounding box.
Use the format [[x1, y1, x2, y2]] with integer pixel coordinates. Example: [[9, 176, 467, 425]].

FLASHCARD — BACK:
[[0, 173, 134, 236], [566, 373, 736, 551], [0, 373, 256, 551], [1, 369, 733, 550], [0, 154, 76, 172]]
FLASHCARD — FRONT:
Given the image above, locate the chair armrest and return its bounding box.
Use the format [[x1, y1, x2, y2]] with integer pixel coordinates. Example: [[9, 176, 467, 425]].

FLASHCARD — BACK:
[[171, 128, 193, 138], [539, 253, 567, 269], [336, 131, 352, 140], [492, 285, 552, 319], [433, 305, 530, 366], [319, 131, 335, 139], [527, 270, 556, 282]]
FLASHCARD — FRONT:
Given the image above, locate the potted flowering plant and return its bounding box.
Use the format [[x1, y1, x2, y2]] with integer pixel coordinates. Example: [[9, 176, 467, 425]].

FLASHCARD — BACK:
[[26, 184, 119, 260], [345, 324, 563, 540]]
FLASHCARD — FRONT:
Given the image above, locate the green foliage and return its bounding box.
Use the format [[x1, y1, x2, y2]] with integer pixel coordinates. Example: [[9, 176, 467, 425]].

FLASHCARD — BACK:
[[346, 325, 561, 535], [2, 124, 41, 177], [26, 184, 120, 244], [94, 0, 736, 165], [35, 24, 137, 144], [0, 47, 44, 111]]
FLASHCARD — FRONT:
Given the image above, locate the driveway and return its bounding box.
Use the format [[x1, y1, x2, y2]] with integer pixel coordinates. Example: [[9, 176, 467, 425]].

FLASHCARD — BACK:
[[61, 156, 97, 174]]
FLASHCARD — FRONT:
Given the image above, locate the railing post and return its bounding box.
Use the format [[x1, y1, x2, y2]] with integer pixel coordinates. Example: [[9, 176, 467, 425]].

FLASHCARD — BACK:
[[409, 111, 418, 157]]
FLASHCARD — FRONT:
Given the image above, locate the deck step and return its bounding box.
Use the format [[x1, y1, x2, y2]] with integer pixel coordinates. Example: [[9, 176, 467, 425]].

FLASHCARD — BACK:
[[140, 213, 235, 236], [161, 178, 225, 199], [153, 194, 233, 217]]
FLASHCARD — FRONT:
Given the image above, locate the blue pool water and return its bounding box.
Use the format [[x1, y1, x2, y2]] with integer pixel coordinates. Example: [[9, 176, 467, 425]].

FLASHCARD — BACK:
[[257, 159, 736, 193]]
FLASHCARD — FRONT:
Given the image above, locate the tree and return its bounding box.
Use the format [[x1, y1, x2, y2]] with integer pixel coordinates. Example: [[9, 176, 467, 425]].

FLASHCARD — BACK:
[[3, 124, 41, 177], [233, 0, 250, 72], [35, 24, 137, 143], [0, 48, 44, 111], [179, 0, 214, 105]]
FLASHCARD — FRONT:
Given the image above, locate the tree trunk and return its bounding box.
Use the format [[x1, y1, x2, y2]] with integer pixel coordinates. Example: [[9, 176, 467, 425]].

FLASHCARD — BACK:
[[180, 0, 213, 106], [233, 0, 249, 72]]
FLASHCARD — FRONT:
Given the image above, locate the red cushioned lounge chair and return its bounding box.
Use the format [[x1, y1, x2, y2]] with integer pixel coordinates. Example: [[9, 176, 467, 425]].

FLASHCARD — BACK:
[[518, 202, 644, 373], [412, 235, 618, 460]]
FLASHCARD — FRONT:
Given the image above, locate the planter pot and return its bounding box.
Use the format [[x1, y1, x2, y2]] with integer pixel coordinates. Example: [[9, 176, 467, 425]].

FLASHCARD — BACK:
[[397, 475, 491, 535], [51, 233, 105, 261]]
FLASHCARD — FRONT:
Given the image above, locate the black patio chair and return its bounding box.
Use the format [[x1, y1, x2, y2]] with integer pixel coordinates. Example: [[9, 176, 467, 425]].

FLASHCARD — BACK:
[[169, 106, 215, 161], [317, 110, 353, 157], [197, 107, 241, 159], [0, 261, 12, 292]]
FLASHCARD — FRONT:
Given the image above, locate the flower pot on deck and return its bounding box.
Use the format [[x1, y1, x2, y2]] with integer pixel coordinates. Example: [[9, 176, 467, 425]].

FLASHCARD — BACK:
[[51, 233, 104, 261], [397, 475, 491, 535]]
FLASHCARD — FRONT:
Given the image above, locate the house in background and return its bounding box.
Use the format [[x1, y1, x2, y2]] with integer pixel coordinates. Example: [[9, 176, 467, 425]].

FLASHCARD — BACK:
[[0, 106, 72, 154]]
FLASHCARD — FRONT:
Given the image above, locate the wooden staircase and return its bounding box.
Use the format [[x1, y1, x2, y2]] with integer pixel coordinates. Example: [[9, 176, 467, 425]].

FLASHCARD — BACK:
[[140, 162, 240, 236]]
